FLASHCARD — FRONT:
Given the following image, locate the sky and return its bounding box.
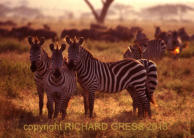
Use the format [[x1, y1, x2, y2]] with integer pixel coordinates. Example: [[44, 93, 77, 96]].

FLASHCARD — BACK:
[[1, 0, 194, 17]]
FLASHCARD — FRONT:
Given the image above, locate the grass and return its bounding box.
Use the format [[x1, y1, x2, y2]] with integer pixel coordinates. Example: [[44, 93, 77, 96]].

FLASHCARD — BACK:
[[0, 38, 29, 54], [180, 42, 194, 58], [0, 21, 194, 138], [0, 57, 34, 98]]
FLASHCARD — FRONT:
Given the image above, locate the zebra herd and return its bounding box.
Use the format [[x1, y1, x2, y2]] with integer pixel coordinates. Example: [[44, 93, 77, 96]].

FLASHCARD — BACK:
[[28, 35, 159, 119]]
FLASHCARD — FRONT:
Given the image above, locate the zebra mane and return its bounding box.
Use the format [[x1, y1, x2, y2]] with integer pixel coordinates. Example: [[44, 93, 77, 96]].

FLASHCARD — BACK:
[[80, 46, 95, 59], [41, 48, 49, 59]]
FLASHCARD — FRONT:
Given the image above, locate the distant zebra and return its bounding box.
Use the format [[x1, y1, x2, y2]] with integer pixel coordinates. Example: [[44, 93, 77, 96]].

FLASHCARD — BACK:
[[45, 43, 76, 119], [28, 36, 50, 116], [154, 27, 184, 54], [66, 37, 151, 118], [124, 39, 166, 60]]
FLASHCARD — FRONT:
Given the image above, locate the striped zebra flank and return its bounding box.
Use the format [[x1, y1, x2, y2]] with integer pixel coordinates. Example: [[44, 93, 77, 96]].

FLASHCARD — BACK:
[[44, 43, 76, 119], [124, 39, 166, 60], [28, 36, 50, 116], [66, 36, 151, 118]]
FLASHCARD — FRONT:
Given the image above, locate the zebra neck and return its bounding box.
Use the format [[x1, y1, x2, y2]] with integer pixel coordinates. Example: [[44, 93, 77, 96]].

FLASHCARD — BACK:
[[76, 47, 96, 74]]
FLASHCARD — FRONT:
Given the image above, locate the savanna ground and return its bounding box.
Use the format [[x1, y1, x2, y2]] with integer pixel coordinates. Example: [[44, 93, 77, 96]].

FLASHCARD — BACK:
[[0, 19, 194, 138]]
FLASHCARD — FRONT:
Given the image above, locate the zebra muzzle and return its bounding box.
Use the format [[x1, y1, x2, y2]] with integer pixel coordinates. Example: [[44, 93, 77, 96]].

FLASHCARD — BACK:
[[67, 60, 76, 70], [53, 69, 61, 78], [30, 61, 37, 72]]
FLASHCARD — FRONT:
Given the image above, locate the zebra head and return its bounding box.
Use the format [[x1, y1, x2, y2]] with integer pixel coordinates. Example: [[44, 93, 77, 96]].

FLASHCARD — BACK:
[[49, 43, 66, 78], [28, 36, 44, 72], [66, 36, 84, 70]]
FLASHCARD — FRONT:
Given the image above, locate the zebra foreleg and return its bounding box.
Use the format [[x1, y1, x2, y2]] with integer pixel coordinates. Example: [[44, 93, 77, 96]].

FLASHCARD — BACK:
[[61, 97, 70, 120], [88, 91, 95, 118], [54, 98, 61, 118], [81, 89, 89, 115], [37, 86, 44, 116], [47, 98, 54, 119]]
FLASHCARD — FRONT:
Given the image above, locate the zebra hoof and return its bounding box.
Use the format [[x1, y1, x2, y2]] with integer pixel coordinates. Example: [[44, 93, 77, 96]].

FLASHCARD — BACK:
[[62, 114, 66, 120], [54, 114, 58, 118], [89, 113, 94, 118], [48, 114, 52, 119], [62, 116, 65, 120]]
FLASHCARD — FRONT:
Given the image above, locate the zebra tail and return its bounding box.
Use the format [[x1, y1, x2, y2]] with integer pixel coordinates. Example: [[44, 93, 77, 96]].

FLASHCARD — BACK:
[[151, 95, 158, 107]]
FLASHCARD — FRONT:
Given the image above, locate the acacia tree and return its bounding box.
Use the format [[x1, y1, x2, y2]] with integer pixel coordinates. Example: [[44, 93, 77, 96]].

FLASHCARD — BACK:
[[84, 0, 114, 24]]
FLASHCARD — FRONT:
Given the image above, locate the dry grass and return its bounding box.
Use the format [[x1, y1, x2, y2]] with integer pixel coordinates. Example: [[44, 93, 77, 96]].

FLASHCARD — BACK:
[[0, 20, 194, 138]]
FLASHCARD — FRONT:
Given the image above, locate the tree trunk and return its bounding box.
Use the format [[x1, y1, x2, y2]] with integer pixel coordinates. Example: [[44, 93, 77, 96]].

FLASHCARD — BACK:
[[84, 0, 114, 24]]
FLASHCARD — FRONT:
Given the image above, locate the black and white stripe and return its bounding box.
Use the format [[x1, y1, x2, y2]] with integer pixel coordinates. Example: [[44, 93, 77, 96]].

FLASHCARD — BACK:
[[28, 37, 50, 116], [66, 37, 151, 118], [44, 43, 76, 119]]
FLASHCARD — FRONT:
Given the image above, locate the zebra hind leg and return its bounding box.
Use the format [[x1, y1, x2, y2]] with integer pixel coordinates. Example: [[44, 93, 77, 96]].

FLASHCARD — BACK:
[[37, 86, 44, 116], [127, 87, 137, 116]]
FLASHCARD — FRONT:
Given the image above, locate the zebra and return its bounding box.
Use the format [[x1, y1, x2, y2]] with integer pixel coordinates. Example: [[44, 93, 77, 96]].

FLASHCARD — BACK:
[[28, 36, 50, 116], [66, 36, 151, 118], [125, 59, 158, 114], [124, 39, 166, 60], [154, 27, 184, 55], [123, 45, 158, 111], [44, 43, 76, 119]]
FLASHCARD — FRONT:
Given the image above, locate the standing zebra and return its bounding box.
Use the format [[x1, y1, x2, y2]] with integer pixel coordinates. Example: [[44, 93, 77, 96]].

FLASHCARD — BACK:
[[28, 36, 50, 116], [123, 39, 166, 60], [44, 43, 76, 119], [66, 37, 151, 118], [123, 46, 158, 113]]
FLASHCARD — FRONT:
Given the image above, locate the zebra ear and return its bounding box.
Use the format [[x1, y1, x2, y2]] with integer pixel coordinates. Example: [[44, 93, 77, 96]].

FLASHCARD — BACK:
[[66, 36, 72, 45], [60, 44, 66, 52], [128, 46, 132, 53], [39, 37, 45, 46], [141, 45, 147, 53], [28, 36, 33, 45], [79, 37, 84, 46], [49, 44, 54, 51]]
